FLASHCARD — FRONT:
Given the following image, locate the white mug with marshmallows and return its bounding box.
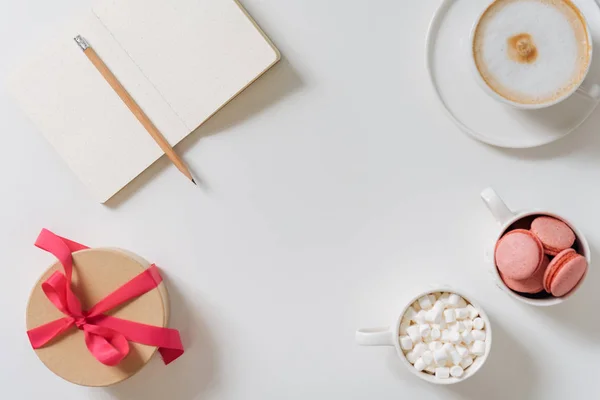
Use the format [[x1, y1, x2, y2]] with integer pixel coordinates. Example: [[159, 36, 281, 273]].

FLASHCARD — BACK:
[[356, 286, 492, 385], [470, 0, 599, 109]]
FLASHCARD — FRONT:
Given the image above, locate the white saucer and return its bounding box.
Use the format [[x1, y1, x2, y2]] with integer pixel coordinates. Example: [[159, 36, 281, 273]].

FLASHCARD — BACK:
[[426, 0, 600, 148]]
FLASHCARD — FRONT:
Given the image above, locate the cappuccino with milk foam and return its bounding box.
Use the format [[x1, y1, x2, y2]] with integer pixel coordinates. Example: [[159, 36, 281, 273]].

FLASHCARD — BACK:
[[473, 0, 591, 105]]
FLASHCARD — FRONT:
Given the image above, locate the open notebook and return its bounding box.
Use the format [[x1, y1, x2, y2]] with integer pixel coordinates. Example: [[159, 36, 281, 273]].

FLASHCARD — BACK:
[[9, 0, 279, 202]]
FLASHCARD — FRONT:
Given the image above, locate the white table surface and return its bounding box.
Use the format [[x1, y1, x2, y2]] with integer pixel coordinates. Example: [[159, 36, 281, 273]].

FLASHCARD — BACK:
[[2, 1, 600, 399]]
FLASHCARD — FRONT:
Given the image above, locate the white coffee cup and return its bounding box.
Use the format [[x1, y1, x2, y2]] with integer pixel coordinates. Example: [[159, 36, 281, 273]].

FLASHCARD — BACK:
[[469, 0, 599, 109], [355, 286, 492, 385], [481, 188, 591, 306]]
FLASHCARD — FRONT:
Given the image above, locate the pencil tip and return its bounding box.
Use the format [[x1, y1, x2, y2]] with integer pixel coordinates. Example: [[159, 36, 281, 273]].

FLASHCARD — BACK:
[[191, 179, 197, 185]]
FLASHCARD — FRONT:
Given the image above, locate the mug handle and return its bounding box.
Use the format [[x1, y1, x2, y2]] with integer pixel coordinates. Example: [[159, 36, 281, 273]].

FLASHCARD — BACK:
[[355, 327, 395, 346], [481, 188, 515, 226], [576, 81, 600, 101]]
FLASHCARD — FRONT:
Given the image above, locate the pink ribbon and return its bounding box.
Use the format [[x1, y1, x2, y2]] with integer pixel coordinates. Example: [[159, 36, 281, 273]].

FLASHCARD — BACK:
[[27, 229, 183, 366]]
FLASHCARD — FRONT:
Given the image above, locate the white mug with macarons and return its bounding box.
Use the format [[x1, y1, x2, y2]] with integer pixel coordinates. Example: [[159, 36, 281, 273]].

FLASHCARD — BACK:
[[481, 187, 591, 306]]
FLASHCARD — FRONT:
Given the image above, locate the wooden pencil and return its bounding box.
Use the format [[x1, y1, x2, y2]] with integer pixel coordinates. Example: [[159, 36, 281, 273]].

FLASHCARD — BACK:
[[74, 35, 195, 185]]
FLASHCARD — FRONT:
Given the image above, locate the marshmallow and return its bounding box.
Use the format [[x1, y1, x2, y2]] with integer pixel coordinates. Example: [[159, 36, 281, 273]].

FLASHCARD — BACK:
[[428, 294, 437, 304], [400, 336, 413, 351], [423, 336, 433, 344], [431, 327, 441, 340], [435, 367, 450, 379], [433, 300, 445, 311], [429, 341, 443, 352], [471, 340, 486, 356], [406, 325, 421, 343], [443, 309, 456, 323], [418, 295, 433, 310], [455, 308, 469, 320], [450, 365, 464, 378], [461, 330, 473, 344], [404, 306, 417, 322], [414, 357, 427, 372], [472, 329, 486, 341], [433, 308, 444, 323], [403, 305, 417, 321], [419, 324, 431, 338], [406, 350, 418, 364], [440, 292, 450, 303], [449, 331, 461, 344], [422, 350, 434, 366], [460, 356, 473, 369], [448, 293, 461, 307], [428, 308, 443, 324], [438, 319, 447, 329], [425, 310, 434, 323], [442, 343, 454, 354], [413, 343, 427, 357], [467, 304, 479, 320], [450, 349, 462, 365], [449, 322, 460, 332], [455, 345, 469, 359], [473, 317, 485, 330], [433, 348, 448, 365], [462, 319, 473, 332], [415, 310, 427, 325], [441, 329, 451, 342], [400, 319, 411, 335]]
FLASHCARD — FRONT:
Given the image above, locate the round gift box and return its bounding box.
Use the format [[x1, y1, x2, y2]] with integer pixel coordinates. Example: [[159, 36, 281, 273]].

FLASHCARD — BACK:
[[26, 248, 169, 387]]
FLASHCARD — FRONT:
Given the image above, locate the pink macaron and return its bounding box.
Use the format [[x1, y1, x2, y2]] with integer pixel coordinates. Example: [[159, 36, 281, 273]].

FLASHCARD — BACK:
[[530, 216, 576, 256], [501, 256, 549, 294], [495, 229, 544, 280], [543, 248, 588, 297]]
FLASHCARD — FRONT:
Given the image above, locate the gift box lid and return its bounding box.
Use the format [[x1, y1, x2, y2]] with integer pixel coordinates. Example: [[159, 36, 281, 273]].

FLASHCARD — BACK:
[[26, 248, 169, 387]]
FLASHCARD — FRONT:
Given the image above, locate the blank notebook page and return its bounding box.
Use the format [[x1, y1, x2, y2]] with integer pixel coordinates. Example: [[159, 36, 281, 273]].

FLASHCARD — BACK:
[[93, 0, 280, 131], [9, 0, 279, 202], [9, 14, 188, 202]]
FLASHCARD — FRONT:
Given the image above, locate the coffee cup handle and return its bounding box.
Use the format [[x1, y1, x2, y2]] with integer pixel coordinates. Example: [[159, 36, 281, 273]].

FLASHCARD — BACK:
[[576, 80, 600, 101], [355, 327, 395, 346], [481, 187, 515, 226]]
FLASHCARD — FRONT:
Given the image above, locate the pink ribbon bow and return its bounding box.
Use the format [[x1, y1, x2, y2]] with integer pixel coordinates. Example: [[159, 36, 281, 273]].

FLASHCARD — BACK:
[[27, 229, 183, 366]]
